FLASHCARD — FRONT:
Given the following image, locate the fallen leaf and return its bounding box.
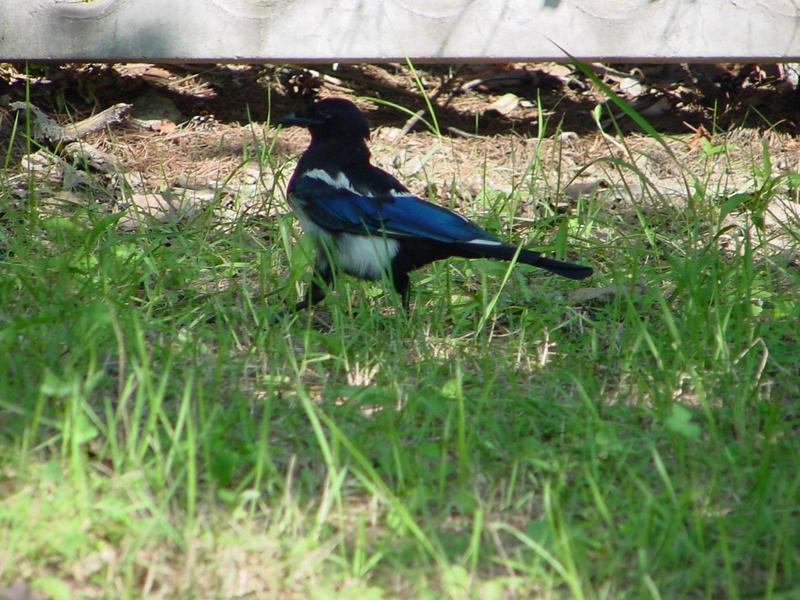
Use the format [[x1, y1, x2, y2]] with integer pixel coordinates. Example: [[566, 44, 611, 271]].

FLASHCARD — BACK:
[[19, 151, 64, 183], [638, 96, 671, 118], [117, 192, 177, 230], [569, 286, 619, 303], [0, 580, 46, 600], [619, 76, 645, 98], [563, 179, 607, 199], [63, 142, 121, 173], [558, 131, 578, 142], [51, 190, 90, 206], [485, 93, 519, 116]]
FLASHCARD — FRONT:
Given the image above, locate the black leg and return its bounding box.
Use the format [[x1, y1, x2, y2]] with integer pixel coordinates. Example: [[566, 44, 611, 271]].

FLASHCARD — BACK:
[[391, 269, 411, 311], [295, 262, 333, 311]]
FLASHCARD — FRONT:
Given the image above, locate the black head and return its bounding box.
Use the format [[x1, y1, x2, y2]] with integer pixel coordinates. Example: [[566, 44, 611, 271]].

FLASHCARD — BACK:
[[278, 98, 371, 140]]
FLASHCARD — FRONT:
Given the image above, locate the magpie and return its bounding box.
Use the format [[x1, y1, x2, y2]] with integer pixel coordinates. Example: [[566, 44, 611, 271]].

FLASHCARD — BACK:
[[278, 98, 592, 311]]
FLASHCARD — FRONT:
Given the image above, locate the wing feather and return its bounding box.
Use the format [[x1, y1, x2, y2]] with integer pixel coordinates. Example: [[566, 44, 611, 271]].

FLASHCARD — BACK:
[[292, 174, 499, 244]]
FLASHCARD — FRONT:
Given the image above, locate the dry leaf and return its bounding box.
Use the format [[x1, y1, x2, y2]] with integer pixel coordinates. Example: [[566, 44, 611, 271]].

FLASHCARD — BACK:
[[563, 179, 607, 199], [51, 190, 90, 206], [63, 142, 121, 173], [0, 581, 46, 600], [638, 96, 671, 118], [486, 93, 519, 116], [569, 286, 619, 304], [619, 77, 645, 98]]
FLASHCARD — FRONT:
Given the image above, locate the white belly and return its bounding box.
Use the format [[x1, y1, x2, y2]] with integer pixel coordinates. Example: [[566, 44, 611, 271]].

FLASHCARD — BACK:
[[334, 233, 400, 280], [292, 205, 399, 280]]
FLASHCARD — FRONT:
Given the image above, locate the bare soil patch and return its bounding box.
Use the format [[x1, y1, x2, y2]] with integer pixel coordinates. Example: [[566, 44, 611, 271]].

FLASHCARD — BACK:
[[1, 62, 798, 261]]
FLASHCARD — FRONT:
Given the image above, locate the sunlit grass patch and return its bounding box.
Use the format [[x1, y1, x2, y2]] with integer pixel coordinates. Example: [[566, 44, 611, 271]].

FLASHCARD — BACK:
[[1, 83, 799, 599]]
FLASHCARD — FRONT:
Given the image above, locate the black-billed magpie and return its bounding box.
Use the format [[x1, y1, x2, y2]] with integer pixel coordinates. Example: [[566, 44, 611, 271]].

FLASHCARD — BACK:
[[279, 98, 592, 311]]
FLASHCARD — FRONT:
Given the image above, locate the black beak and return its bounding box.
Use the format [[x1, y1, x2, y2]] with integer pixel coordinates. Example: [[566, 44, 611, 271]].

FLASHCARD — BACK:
[[276, 110, 324, 128]]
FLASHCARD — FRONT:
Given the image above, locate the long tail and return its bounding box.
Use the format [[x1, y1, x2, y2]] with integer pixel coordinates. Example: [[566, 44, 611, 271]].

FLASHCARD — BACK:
[[453, 242, 593, 280]]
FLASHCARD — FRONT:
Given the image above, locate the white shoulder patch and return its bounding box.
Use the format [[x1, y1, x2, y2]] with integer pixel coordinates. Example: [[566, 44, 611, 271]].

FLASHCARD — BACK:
[[304, 169, 358, 194], [466, 238, 503, 246]]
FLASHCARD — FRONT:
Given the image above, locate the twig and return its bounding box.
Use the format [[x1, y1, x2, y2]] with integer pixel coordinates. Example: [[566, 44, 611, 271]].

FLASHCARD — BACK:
[[446, 126, 483, 139], [10, 101, 132, 143], [398, 66, 462, 136], [399, 109, 426, 136]]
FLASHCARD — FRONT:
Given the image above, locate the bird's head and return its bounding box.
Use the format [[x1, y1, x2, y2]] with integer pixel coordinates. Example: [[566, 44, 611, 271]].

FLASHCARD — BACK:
[[278, 98, 371, 141]]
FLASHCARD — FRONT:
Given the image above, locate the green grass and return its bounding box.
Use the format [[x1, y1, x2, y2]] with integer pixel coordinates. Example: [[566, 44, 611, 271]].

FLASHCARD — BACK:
[[1, 110, 799, 599]]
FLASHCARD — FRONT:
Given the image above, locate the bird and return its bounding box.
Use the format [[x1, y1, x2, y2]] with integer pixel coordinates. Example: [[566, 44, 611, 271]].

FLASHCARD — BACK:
[[278, 97, 592, 311]]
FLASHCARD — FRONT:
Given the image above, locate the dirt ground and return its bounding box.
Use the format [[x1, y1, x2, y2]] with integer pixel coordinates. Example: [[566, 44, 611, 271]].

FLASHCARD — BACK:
[[1, 62, 798, 255]]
